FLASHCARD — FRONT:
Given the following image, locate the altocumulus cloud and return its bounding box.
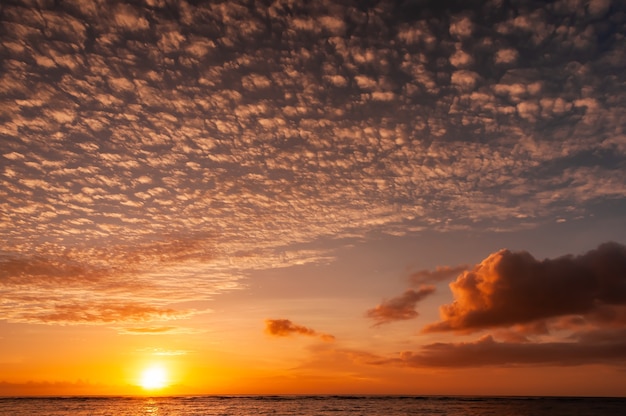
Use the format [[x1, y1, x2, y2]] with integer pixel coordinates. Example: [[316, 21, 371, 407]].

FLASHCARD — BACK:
[[0, 251, 214, 325], [1, 0, 626, 327]]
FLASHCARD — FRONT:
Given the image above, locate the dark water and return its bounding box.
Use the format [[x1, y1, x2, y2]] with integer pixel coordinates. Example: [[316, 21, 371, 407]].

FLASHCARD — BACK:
[[0, 395, 624, 415]]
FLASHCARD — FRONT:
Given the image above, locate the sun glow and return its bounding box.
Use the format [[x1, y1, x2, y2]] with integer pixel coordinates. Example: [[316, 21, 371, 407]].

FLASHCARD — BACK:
[[139, 365, 169, 390]]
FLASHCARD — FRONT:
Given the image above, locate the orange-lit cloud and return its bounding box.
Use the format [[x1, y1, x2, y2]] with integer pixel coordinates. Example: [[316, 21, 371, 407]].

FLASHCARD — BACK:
[[358, 242, 626, 369], [424, 242, 626, 333], [391, 331, 626, 368], [366, 286, 436, 326], [0, 249, 215, 325], [265, 319, 335, 342], [409, 265, 470, 285], [2, 0, 625, 291], [19, 302, 189, 325]]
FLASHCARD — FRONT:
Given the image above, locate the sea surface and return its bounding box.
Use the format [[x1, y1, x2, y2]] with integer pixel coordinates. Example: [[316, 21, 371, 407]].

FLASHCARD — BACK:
[[0, 395, 624, 415]]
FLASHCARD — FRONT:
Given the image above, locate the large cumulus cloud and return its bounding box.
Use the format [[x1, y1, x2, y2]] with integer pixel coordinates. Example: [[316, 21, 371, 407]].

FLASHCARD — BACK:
[[424, 242, 626, 333]]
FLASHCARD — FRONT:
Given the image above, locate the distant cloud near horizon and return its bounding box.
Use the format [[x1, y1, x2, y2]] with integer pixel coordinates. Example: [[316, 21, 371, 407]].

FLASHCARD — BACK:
[[392, 331, 626, 368], [265, 319, 335, 342]]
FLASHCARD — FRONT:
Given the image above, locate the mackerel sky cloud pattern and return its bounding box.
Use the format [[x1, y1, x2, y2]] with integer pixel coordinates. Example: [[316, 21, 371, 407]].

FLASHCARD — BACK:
[[1, 0, 626, 326]]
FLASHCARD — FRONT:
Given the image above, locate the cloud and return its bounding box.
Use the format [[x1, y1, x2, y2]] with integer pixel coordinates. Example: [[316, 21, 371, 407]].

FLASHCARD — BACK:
[[449, 16, 473, 39], [0, 248, 219, 325], [18, 302, 191, 325], [366, 286, 436, 326], [392, 333, 626, 367], [1, 0, 626, 328], [364, 264, 467, 326], [410, 264, 470, 285], [116, 326, 179, 335], [495, 48, 519, 64], [424, 242, 626, 333], [587, 0, 611, 17], [265, 319, 335, 342]]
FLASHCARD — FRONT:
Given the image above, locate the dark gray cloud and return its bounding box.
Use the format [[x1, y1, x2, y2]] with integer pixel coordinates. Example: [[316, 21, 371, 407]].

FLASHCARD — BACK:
[[393, 332, 626, 367]]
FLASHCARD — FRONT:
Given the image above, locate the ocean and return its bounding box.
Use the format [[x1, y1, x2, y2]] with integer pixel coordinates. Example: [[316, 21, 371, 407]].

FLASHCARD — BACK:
[[0, 395, 625, 416]]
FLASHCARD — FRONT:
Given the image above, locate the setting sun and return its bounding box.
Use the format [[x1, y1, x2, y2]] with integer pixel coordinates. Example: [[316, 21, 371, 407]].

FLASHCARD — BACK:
[[139, 366, 168, 391]]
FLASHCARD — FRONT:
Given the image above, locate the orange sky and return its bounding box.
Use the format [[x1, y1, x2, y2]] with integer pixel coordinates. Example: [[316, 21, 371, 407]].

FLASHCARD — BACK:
[[1, 0, 626, 397]]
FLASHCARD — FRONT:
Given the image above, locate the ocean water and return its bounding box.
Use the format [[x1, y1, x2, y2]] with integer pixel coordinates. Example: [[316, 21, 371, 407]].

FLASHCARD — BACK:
[[0, 395, 624, 416]]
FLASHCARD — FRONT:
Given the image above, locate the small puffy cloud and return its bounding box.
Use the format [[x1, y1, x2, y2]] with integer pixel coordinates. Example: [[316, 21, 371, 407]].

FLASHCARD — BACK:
[[241, 73, 272, 90], [158, 30, 186, 53], [354, 75, 378, 90], [449, 48, 473, 68], [587, 0, 611, 17], [324, 75, 348, 87], [449, 16, 473, 38], [366, 286, 436, 326], [397, 22, 436, 46], [494, 48, 519, 64], [113, 3, 149, 31], [540, 97, 573, 116], [424, 242, 626, 333], [265, 319, 335, 342], [371, 91, 395, 101], [451, 70, 480, 91], [318, 15, 345, 35], [517, 100, 540, 121]]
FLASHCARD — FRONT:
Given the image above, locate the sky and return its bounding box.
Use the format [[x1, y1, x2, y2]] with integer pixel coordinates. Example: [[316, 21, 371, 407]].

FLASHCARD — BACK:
[[1, 0, 626, 397]]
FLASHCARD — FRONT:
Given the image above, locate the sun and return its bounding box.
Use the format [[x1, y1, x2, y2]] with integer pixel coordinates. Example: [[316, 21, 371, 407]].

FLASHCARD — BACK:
[[139, 365, 169, 390]]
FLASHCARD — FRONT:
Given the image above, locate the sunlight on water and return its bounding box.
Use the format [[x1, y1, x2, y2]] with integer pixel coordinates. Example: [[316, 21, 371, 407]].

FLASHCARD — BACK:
[[0, 396, 624, 416], [142, 398, 160, 415]]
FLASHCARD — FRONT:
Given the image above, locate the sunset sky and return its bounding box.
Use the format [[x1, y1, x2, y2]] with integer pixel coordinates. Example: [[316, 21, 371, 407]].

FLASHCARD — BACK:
[[1, 0, 626, 397]]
